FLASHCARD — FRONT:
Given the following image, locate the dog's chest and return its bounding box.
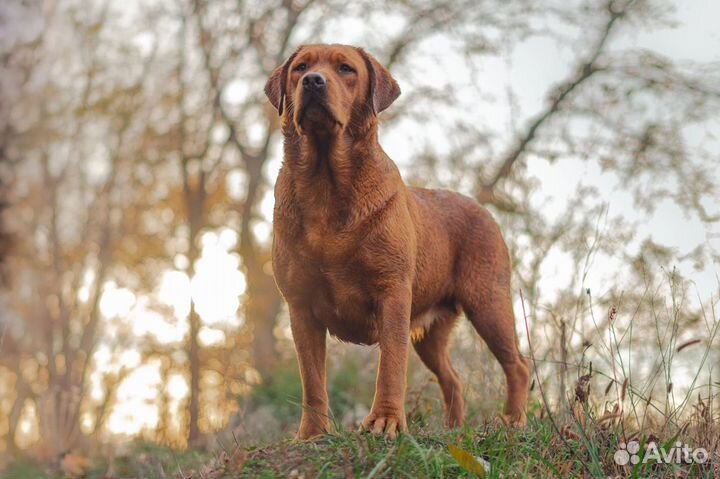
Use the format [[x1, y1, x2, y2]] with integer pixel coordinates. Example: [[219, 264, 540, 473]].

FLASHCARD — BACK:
[[300, 207, 356, 261], [312, 260, 381, 344], [284, 245, 380, 344]]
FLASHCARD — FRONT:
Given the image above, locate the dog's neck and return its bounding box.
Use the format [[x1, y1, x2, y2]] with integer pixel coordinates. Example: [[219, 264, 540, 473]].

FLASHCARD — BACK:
[[281, 123, 401, 228], [290, 129, 369, 184]]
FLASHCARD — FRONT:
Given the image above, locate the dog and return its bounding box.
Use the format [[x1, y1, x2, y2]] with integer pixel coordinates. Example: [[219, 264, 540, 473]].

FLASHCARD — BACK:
[[265, 44, 529, 440]]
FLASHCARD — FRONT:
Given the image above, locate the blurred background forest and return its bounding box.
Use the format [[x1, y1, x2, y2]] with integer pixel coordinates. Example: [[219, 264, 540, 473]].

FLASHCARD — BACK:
[[0, 0, 719, 468]]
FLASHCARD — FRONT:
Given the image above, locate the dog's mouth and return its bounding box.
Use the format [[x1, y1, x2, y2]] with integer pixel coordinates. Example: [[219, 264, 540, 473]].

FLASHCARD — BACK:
[[296, 96, 342, 132]]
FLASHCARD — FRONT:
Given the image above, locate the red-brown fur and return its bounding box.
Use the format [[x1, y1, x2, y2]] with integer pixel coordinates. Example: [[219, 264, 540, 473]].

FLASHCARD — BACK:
[[265, 44, 529, 440]]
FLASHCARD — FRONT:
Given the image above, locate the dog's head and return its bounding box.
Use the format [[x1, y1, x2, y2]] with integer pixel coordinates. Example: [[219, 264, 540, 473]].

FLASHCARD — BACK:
[[265, 44, 400, 135]]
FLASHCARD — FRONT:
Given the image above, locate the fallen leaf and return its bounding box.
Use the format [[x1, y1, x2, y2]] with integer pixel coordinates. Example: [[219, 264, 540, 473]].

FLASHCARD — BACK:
[[448, 444, 487, 478]]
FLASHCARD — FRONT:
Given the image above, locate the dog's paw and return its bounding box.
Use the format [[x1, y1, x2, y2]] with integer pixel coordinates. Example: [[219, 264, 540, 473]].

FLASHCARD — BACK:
[[499, 412, 527, 428], [360, 412, 407, 439], [294, 427, 329, 442], [295, 419, 331, 441]]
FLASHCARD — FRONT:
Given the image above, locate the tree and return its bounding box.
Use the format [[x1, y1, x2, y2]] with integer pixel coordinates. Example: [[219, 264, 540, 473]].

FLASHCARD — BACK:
[[0, 0, 166, 453]]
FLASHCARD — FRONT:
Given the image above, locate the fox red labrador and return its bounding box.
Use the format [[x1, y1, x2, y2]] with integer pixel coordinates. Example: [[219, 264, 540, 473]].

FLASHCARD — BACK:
[[265, 44, 529, 439]]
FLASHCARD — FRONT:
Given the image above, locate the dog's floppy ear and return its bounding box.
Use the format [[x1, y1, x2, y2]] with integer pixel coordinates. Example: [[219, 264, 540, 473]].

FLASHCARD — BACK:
[[358, 48, 401, 114], [265, 48, 301, 116]]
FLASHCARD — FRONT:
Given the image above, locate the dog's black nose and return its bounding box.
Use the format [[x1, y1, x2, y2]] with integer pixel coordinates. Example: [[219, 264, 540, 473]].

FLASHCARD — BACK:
[[302, 73, 326, 92]]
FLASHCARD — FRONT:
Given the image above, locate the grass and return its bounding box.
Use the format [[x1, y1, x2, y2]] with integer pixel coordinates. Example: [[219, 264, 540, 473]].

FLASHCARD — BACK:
[[4, 396, 717, 479], [233, 403, 718, 478]]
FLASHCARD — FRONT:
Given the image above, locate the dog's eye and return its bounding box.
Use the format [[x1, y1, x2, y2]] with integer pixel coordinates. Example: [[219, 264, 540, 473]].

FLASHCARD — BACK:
[[338, 63, 355, 74], [294, 63, 307, 72]]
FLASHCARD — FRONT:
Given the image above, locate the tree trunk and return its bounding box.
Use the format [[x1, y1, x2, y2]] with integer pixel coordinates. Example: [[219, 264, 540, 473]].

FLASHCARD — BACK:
[[184, 189, 203, 444], [244, 255, 282, 380], [181, 157, 205, 444], [188, 303, 201, 444]]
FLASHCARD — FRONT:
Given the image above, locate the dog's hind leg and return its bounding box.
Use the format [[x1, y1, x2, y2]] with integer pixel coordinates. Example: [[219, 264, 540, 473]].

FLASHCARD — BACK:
[[461, 289, 529, 425], [456, 232, 530, 426], [463, 305, 529, 426], [412, 311, 464, 428]]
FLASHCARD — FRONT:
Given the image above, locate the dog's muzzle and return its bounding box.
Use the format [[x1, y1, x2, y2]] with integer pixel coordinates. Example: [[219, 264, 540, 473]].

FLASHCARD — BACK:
[[297, 72, 339, 129]]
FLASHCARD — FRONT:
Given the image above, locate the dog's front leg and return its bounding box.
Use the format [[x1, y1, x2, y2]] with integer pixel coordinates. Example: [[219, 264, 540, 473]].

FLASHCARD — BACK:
[[289, 304, 330, 440], [361, 284, 412, 439]]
